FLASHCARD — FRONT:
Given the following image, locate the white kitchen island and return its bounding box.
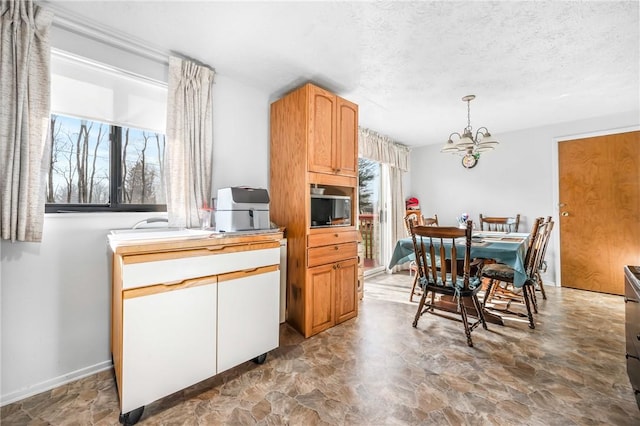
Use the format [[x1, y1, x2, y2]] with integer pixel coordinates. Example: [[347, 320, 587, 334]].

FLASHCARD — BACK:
[[108, 229, 283, 425]]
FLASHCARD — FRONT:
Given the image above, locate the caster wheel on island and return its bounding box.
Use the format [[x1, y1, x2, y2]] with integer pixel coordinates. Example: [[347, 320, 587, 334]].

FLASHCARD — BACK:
[[119, 406, 144, 425], [252, 353, 268, 364]]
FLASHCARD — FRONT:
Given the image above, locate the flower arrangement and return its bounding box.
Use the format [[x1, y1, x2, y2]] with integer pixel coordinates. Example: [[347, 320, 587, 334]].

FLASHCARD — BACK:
[[457, 212, 469, 228]]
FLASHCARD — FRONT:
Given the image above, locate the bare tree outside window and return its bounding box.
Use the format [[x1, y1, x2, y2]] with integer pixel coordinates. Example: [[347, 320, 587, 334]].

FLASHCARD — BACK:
[[122, 128, 166, 204], [46, 114, 166, 210]]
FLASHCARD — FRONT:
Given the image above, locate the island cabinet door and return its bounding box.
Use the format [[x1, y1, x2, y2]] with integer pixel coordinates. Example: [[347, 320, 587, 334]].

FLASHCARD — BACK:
[[121, 281, 217, 413], [217, 267, 280, 373]]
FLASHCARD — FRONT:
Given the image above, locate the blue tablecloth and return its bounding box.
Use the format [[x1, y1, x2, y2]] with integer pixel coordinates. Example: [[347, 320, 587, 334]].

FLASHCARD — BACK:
[[389, 232, 530, 287]]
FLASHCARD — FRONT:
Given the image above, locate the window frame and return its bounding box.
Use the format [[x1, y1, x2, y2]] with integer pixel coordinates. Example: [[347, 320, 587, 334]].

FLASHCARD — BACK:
[[45, 119, 167, 214]]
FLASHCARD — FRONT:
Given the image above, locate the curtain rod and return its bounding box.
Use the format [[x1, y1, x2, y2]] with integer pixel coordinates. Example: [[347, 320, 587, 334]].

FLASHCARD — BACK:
[[41, 1, 170, 66]]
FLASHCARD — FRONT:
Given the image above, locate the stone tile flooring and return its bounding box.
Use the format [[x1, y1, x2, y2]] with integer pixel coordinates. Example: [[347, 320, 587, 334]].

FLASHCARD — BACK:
[[2, 272, 639, 425]]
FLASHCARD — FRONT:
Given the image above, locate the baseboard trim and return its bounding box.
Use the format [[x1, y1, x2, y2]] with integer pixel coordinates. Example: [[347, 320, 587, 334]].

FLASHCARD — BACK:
[[0, 360, 113, 407]]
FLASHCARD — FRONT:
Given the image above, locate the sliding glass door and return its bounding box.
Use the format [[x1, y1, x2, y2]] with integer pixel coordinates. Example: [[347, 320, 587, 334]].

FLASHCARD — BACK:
[[358, 158, 390, 275]]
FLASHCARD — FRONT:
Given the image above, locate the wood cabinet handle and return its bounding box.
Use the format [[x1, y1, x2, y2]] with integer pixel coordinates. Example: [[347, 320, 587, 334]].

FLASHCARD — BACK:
[[334, 246, 339, 250], [206, 245, 227, 251], [162, 279, 186, 286]]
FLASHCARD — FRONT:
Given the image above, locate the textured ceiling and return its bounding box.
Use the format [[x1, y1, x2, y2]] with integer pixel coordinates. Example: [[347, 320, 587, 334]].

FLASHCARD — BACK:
[[44, 1, 639, 147]]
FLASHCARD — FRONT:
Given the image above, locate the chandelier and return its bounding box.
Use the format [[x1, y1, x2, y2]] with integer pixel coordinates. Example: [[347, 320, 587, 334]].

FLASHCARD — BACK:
[[441, 95, 499, 168]]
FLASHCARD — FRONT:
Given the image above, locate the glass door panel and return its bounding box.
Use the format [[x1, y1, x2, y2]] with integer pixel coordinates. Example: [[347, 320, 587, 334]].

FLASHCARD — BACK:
[[358, 158, 387, 275]]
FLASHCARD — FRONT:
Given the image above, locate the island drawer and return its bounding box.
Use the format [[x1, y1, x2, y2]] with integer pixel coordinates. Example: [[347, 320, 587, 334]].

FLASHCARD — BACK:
[[121, 245, 279, 290]]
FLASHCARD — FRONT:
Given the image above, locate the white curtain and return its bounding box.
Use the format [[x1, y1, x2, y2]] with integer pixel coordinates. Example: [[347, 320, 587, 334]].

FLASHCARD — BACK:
[[358, 128, 410, 271], [0, 0, 53, 242], [165, 56, 215, 228]]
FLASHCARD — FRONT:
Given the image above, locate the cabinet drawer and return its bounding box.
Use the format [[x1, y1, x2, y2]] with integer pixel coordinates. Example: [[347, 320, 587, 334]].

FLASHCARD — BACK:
[[122, 247, 280, 290], [308, 230, 358, 248], [308, 242, 357, 267]]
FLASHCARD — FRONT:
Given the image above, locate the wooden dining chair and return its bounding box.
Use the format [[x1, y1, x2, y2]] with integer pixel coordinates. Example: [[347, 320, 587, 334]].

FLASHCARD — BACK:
[[405, 213, 439, 302], [410, 220, 487, 347], [479, 214, 520, 232], [480, 217, 544, 329], [532, 216, 554, 300]]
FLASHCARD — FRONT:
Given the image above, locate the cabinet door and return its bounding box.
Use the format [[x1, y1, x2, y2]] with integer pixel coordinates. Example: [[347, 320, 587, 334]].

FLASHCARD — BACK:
[[335, 258, 358, 323], [307, 263, 335, 336], [307, 85, 336, 174], [217, 269, 280, 373], [336, 97, 358, 177], [121, 282, 216, 413]]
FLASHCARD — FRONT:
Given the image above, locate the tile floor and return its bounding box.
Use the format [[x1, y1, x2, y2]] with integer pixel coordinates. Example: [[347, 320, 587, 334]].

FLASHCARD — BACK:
[[2, 272, 639, 425]]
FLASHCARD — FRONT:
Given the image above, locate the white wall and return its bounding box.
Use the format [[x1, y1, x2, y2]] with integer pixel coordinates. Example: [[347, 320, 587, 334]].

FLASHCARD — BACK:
[[407, 111, 639, 285], [1, 27, 272, 405], [212, 75, 270, 193]]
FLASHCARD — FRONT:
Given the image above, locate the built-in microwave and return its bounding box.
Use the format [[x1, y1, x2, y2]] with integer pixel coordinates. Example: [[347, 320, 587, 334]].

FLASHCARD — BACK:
[[310, 194, 351, 228]]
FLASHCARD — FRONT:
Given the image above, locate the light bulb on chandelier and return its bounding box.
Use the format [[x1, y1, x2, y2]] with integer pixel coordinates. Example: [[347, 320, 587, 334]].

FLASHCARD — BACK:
[[440, 95, 499, 168]]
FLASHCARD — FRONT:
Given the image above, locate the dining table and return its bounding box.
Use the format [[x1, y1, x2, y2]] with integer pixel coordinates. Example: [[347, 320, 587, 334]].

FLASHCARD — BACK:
[[389, 231, 530, 286], [388, 231, 531, 325]]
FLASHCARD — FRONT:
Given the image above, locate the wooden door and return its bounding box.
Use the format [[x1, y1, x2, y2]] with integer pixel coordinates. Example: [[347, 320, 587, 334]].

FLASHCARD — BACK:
[[306, 263, 335, 336], [336, 97, 359, 177], [307, 84, 336, 175], [335, 258, 358, 323], [558, 131, 640, 295]]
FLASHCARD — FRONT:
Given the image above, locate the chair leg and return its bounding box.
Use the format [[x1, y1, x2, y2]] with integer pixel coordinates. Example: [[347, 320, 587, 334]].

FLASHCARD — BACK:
[[458, 299, 473, 347], [482, 279, 495, 306], [522, 283, 535, 329], [412, 286, 428, 327], [409, 273, 419, 302], [472, 294, 488, 330], [530, 282, 539, 314], [535, 271, 547, 300]]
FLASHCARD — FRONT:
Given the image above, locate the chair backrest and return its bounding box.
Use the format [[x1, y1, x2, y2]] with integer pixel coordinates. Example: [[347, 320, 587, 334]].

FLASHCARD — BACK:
[[404, 212, 421, 235], [423, 214, 439, 226], [533, 216, 554, 273], [409, 220, 473, 290], [479, 213, 520, 232], [523, 217, 545, 277]]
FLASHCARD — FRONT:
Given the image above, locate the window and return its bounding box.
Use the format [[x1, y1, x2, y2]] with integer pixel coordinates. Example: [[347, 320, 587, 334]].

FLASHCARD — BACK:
[[46, 114, 166, 212], [47, 49, 168, 212]]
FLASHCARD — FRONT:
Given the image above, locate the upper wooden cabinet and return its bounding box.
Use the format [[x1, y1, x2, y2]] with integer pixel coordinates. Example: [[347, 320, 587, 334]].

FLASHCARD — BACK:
[[307, 84, 358, 177]]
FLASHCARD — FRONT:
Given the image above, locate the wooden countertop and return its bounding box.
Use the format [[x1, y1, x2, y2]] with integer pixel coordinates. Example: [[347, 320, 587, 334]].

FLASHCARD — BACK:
[[108, 229, 284, 255]]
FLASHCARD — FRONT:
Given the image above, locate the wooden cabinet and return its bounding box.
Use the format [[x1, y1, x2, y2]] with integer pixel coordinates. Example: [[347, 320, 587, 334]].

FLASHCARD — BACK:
[[335, 257, 358, 323], [307, 84, 358, 178], [270, 82, 359, 338], [336, 97, 359, 177], [307, 263, 335, 335], [307, 258, 358, 335], [109, 232, 282, 422]]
